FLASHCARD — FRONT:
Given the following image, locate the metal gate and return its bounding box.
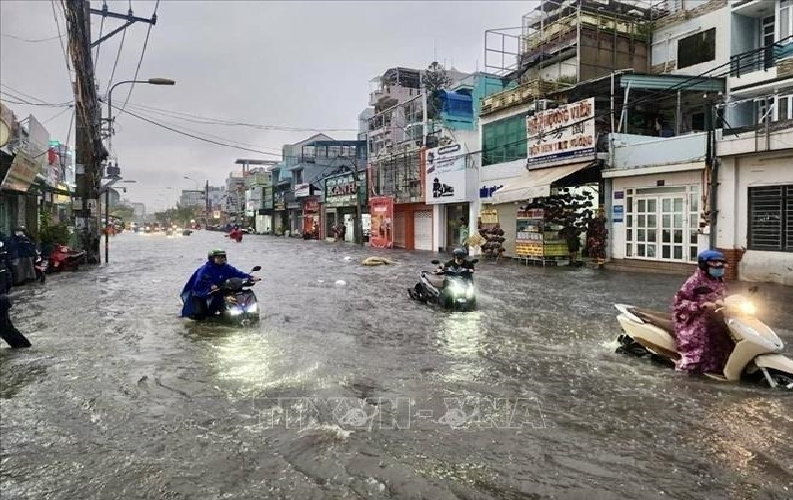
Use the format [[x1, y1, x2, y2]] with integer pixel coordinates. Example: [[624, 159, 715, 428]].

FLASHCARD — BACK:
[[414, 210, 433, 251], [393, 211, 406, 248]]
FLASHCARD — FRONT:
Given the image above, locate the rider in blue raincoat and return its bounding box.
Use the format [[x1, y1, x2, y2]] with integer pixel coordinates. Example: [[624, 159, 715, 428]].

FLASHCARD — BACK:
[[180, 249, 259, 320]]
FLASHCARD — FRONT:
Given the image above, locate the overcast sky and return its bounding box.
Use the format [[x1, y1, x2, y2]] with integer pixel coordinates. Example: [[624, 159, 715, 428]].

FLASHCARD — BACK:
[[1, 0, 532, 210]]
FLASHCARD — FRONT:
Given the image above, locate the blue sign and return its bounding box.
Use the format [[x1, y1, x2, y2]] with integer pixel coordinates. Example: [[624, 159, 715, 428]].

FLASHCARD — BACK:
[[613, 205, 624, 223], [479, 185, 504, 199]]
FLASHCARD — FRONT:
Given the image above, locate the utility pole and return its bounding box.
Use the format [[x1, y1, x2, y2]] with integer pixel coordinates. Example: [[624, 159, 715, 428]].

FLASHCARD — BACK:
[[64, 0, 156, 263], [205, 179, 210, 228]]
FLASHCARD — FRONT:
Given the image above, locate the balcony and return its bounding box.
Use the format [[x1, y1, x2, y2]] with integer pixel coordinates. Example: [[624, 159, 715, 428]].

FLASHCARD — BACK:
[[729, 37, 793, 90], [718, 119, 793, 156], [608, 132, 708, 171], [480, 79, 571, 116]]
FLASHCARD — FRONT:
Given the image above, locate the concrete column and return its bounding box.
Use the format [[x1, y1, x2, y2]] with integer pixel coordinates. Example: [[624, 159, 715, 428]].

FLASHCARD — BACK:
[[469, 198, 481, 256], [432, 204, 443, 253]]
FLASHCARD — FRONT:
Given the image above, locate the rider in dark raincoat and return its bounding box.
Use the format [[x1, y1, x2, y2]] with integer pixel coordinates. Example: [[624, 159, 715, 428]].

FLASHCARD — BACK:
[[673, 249, 731, 374], [180, 249, 258, 320]]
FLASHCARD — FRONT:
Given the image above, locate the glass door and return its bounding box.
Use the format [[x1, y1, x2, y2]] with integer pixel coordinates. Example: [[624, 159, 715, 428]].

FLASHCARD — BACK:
[[660, 195, 685, 261], [632, 197, 658, 259]]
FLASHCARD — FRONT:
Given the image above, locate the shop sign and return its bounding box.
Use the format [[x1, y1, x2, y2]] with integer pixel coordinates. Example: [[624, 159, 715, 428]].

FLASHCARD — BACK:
[[213, 210, 221, 219], [369, 196, 394, 249], [613, 205, 624, 223], [425, 143, 467, 205], [295, 183, 311, 198], [527, 97, 595, 167], [479, 184, 504, 200], [274, 191, 285, 211], [325, 172, 357, 207], [303, 199, 319, 213], [1, 149, 40, 192]]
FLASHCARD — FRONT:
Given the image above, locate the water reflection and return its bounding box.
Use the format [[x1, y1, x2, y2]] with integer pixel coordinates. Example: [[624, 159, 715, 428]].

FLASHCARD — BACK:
[[437, 310, 486, 383]]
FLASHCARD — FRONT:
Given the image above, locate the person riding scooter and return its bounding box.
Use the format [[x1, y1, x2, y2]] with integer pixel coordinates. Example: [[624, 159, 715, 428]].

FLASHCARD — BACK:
[[410, 248, 475, 303], [673, 249, 732, 374], [180, 249, 260, 320]]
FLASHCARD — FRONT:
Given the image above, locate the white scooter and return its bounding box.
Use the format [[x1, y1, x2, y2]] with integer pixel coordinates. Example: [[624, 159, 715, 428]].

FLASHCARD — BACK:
[[614, 290, 793, 390]]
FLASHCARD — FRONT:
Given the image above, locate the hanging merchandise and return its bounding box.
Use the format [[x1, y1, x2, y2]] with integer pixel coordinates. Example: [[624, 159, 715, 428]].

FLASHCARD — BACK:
[[478, 209, 505, 262], [586, 206, 608, 268]]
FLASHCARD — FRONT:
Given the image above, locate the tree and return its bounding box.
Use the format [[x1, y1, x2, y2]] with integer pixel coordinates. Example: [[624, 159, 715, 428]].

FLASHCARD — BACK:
[[110, 204, 135, 222], [423, 61, 452, 120]]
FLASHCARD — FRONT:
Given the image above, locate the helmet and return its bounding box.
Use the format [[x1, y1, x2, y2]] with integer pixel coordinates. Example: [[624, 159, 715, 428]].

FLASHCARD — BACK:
[[452, 247, 466, 258], [697, 249, 726, 270], [208, 248, 227, 259]]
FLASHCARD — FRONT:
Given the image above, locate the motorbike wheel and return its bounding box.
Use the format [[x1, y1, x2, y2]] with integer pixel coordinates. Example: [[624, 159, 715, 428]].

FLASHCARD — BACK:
[[768, 370, 793, 390]]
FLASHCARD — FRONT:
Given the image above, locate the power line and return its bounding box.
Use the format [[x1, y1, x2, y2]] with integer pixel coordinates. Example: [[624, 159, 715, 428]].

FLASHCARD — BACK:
[[123, 101, 359, 133], [105, 99, 283, 158], [42, 105, 75, 124], [104, 19, 128, 98], [94, 1, 106, 67], [118, 0, 160, 119], [1, 32, 65, 43]]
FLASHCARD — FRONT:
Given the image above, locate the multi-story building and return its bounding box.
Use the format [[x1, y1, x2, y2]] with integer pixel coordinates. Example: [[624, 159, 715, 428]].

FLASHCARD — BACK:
[[179, 189, 205, 209], [600, 0, 793, 283], [224, 173, 246, 225]]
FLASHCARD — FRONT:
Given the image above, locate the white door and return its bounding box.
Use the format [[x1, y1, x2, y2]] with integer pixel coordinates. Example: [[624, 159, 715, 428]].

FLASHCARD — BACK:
[[414, 210, 433, 251], [344, 214, 355, 243], [626, 187, 698, 262]]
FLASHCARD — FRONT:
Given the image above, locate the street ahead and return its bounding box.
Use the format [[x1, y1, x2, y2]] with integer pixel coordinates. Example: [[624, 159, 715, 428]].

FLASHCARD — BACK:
[[2, 231, 792, 499]]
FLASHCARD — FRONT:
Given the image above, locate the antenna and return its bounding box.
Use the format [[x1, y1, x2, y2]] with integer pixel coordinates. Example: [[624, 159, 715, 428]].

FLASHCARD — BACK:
[[434, 39, 437, 62]]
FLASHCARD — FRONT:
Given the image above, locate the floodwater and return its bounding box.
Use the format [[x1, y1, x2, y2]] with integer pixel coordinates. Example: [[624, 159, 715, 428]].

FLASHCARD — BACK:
[[1, 231, 792, 500]]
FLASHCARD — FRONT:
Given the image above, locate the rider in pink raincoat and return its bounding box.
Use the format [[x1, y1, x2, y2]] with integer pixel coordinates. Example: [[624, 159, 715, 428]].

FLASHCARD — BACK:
[[672, 250, 732, 374]]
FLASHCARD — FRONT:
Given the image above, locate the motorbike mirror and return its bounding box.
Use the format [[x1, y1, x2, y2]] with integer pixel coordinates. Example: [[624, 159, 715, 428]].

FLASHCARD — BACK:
[[431, 260, 440, 265], [251, 265, 262, 272]]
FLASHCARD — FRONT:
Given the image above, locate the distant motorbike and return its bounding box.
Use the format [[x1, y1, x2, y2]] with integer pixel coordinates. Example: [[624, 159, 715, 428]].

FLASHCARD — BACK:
[[614, 288, 793, 390], [208, 265, 262, 326], [49, 244, 86, 273], [409, 259, 478, 311]]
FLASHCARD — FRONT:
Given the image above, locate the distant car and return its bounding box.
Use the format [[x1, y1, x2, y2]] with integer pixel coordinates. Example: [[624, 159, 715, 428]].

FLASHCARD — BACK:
[[240, 227, 251, 234]]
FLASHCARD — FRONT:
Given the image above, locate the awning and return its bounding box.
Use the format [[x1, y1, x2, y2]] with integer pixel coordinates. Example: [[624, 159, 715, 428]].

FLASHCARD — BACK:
[[489, 162, 592, 204]]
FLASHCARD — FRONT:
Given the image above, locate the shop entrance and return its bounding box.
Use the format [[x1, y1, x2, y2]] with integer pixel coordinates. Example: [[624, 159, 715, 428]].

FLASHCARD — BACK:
[[445, 203, 470, 251], [625, 186, 699, 262]]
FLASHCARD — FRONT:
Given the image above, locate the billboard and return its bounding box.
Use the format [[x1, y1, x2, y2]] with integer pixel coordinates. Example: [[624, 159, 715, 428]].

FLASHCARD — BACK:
[[1, 149, 40, 192], [424, 143, 467, 204], [526, 97, 595, 167], [325, 172, 357, 207], [369, 196, 393, 249]]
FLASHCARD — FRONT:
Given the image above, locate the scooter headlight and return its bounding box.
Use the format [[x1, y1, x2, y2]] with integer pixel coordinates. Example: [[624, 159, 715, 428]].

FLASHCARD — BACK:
[[246, 303, 258, 314], [229, 307, 243, 316], [448, 281, 465, 295], [739, 301, 756, 315], [466, 284, 475, 298]]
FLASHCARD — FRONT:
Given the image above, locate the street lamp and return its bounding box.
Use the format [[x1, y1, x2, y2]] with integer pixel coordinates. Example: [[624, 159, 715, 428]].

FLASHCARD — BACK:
[[106, 78, 175, 153]]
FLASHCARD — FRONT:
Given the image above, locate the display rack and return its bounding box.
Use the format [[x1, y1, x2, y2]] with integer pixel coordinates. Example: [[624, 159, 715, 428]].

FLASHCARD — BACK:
[[515, 209, 569, 266], [478, 209, 505, 262]]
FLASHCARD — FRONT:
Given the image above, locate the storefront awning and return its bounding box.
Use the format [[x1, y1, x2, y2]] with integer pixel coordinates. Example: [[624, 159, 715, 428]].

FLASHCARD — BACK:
[[489, 162, 592, 204]]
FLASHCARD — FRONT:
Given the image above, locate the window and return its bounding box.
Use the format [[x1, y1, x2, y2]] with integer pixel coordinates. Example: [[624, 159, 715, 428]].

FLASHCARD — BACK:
[[294, 170, 303, 185], [482, 114, 527, 166], [677, 28, 716, 69], [782, 0, 792, 40], [748, 185, 792, 252]]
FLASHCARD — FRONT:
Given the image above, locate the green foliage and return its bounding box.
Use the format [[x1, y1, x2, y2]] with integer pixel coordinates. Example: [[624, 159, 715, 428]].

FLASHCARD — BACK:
[[424, 61, 452, 120], [37, 210, 70, 246]]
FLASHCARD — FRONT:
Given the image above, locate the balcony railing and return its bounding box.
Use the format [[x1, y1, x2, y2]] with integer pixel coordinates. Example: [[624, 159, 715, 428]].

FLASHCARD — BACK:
[[730, 36, 793, 77]]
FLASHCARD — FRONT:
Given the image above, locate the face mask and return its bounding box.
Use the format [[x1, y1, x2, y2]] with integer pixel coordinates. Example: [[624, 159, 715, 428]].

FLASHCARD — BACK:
[[708, 267, 725, 278]]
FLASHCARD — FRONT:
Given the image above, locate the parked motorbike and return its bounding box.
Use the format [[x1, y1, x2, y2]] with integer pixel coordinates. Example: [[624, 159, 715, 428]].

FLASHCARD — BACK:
[[34, 249, 47, 283], [614, 288, 793, 390], [49, 244, 86, 273], [409, 259, 478, 311], [209, 265, 262, 326]]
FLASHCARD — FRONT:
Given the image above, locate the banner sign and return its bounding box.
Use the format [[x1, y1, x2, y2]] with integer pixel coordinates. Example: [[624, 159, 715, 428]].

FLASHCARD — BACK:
[[527, 97, 595, 167], [295, 183, 311, 198], [425, 143, 467, 204], [1, 149, 40, 192], [325, 172, 357, 207], [369, 196, 394, 249]]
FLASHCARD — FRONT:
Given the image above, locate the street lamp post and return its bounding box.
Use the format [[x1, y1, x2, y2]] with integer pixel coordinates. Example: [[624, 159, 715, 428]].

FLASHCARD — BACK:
[[106, 78, 175, 155]]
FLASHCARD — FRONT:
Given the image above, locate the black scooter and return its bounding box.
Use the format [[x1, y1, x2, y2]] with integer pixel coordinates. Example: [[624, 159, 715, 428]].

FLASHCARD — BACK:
[[208, 266, 262, 326], [409, 259, 478, 311]]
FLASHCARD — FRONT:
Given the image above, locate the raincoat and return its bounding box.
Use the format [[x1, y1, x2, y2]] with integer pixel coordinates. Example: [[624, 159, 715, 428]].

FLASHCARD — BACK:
[[672, 269, 731, 373], [180, 260, 252, 317]]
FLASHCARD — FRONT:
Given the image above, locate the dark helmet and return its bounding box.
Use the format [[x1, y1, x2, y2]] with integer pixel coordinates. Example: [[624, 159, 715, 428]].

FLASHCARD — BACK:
[[697, 249, 726, 271], [453, 247, 466, 258], [208, 248, 227, 260]]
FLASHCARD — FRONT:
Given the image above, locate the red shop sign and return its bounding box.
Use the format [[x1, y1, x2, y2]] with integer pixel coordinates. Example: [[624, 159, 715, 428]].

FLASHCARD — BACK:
[[303, 199, 319, 213]]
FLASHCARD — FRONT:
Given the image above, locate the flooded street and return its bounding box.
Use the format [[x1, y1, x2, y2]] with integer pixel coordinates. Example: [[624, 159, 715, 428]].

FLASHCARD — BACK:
[[2, 231, 792, 499]]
